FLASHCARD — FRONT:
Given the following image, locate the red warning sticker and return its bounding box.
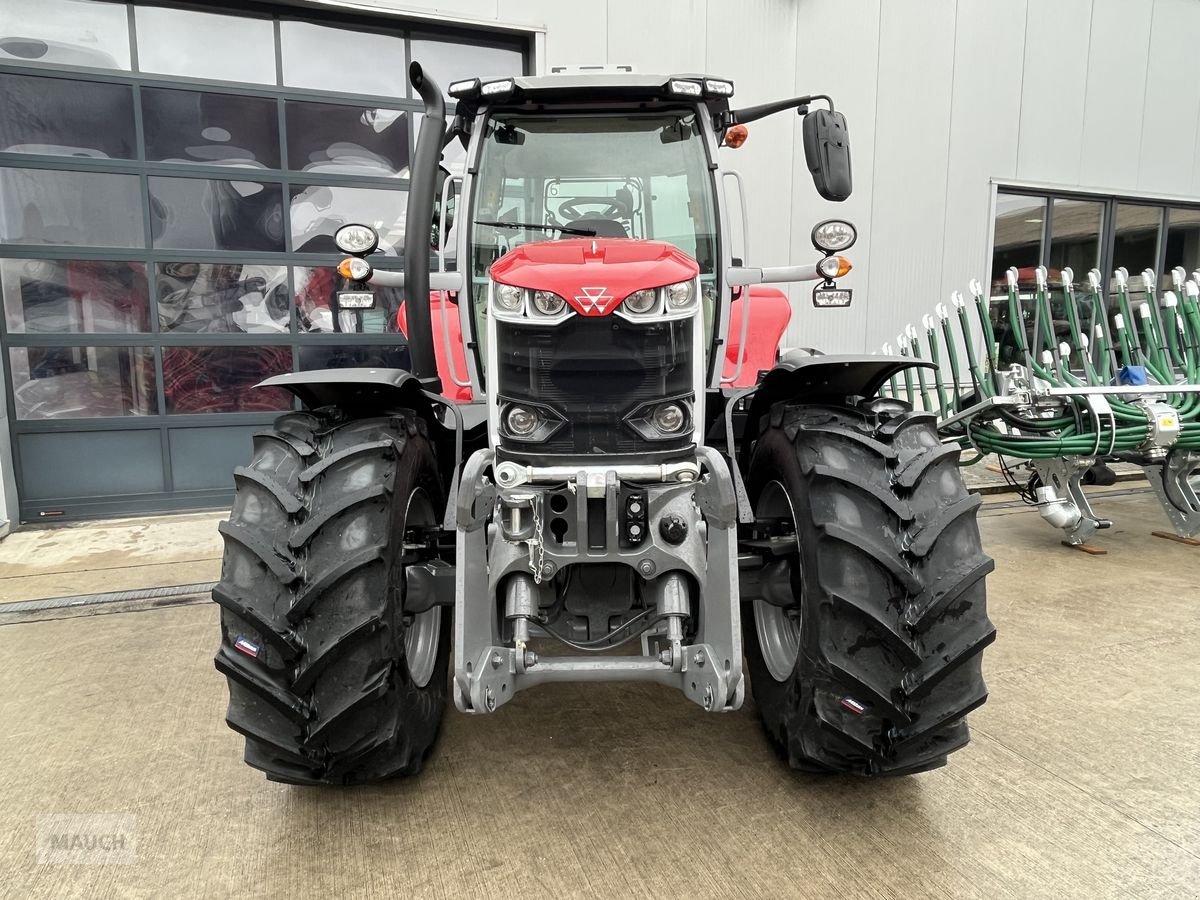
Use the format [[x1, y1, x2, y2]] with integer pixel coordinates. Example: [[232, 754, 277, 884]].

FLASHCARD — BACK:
[[234, 637, 261, 659], [840, 697, 866, 715]]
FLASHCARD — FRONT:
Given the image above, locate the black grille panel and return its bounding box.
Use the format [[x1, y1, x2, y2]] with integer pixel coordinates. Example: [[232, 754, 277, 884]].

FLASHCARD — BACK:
[[497, 315, 694, 456]]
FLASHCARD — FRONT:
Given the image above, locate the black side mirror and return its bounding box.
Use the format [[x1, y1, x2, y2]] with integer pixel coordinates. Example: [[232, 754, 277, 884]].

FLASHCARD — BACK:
[[802, 108, 852, 202]]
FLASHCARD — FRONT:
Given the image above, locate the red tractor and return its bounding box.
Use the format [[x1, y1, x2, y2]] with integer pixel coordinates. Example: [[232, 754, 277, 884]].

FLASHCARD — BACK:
[[213, 64, 994, 784]]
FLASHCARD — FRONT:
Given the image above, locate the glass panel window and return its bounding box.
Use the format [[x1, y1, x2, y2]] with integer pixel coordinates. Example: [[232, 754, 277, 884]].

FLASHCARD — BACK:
[[157, 262, 289, 334], [1048, 199, 1103, 280], [286, 101, 409, 177], [289, 185, 407, 255], [990, 194, 1045, 293], [279, 21, 407, 97], [134, 6, 276, 84], [1111, 204, 1162, 305], [142, 88, 279, 169], [163, 345, 293, 413], [2, 258, 148, 333], [0, 167, 143, 247], [298, 343, 409, 370], [9, 345, 156, 419], [1045, 199, 1104, 370], [294, 265, 404, 334], [989, 194, 1045, 367], [0, 72, 134, 159], [0, 0, 132, 70], [149, 176, 284, 252], [409, 36, 523, 94], [1164, 207, 1200, 287]]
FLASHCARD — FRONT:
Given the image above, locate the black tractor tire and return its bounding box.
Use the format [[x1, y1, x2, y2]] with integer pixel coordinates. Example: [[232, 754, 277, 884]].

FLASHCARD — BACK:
[[744, 403, 995, 775], [213, 408, 451, 785]]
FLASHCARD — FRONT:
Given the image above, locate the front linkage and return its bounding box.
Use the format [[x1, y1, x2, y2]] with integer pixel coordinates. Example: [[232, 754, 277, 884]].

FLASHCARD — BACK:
[[453, 448, 743, 715]]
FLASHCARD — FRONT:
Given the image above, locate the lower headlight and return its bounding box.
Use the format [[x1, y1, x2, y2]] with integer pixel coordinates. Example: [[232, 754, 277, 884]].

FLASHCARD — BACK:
[[506, 405, 539, 436], [651, 402, 686, 434], [624, 397, 694, 441]]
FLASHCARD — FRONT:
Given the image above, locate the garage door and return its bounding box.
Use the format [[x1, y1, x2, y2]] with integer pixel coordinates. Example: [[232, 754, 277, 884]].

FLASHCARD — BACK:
[[0, 0, 526, 521]]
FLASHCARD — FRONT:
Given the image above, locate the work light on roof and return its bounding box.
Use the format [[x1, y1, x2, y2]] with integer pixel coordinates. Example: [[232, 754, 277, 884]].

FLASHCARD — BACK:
[[448, 78, 481, 97], [704, 79, 734, 97], [481, 79, 514, 97], [667, 79, 702, 97]]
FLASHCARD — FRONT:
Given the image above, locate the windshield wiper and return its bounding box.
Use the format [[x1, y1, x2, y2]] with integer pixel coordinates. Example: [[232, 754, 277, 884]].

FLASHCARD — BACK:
[[475, 220, 596, 236]]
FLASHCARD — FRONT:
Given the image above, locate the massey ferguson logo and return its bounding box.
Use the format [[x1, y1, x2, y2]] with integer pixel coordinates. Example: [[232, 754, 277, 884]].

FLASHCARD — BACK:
[[574, 286, 614, 314]]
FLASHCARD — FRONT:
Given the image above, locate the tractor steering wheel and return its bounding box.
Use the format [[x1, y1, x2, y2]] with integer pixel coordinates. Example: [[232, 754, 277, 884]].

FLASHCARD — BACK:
[[558, 198, 630, 222]]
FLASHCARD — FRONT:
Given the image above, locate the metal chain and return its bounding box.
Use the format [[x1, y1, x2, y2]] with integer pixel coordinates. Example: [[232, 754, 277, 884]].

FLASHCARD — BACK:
[[527, 496, 546, 584]]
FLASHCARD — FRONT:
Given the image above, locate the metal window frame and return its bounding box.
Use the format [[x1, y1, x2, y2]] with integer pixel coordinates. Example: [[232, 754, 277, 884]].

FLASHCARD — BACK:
[[988, 179, 1200, 293], [0, 0, 534, 522]]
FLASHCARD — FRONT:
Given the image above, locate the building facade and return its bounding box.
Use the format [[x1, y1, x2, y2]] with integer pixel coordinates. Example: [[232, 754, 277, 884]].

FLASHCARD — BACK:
[[0, 0, 1195, 529]]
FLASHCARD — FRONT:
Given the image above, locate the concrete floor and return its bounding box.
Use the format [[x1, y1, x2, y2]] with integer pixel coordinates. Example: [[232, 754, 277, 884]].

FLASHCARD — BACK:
[[0, 491, 1198, 899], [0, 511, 223, 603]]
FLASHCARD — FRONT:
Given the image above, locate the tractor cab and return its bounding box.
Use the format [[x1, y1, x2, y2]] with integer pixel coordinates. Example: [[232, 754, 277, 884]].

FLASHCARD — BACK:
[[449, 75, 733, 392]]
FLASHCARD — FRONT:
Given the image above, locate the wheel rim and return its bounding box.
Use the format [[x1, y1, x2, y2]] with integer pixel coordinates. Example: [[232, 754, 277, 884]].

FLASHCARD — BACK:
[[753, 480, 803, 682], [403, 488, 442, 689]]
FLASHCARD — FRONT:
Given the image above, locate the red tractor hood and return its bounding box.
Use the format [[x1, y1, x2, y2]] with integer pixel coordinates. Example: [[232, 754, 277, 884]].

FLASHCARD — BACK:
[[489, 238, 700, 317]]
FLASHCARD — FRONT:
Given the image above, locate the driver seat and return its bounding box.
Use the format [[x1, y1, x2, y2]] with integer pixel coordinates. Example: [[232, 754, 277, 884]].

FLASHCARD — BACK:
[[563, 217, 629, 238]]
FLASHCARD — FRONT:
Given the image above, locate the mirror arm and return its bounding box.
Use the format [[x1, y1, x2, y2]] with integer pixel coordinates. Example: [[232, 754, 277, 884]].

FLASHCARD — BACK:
[[367, 271, 463, 291], [719, 94, 833, 129], [727, 264, 823, 286]]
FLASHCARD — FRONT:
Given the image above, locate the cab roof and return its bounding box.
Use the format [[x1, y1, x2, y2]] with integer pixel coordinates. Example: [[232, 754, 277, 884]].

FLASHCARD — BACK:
[[449, 72, 734, 119]]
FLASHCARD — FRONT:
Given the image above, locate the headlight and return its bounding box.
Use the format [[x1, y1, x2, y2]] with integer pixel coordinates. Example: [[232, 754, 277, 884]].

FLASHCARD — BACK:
[[505, 405, 539, 436], [665, 280, 695, 310], [494, 282, 524, 312], [334, 223, 379, 255], [624, 396, 694, 441], [623, 288, 659, 315], [652, 402, 686, 433], [531, 290, 566, 316], [499, 400, 566, 442], [811, 219, 857, 253]]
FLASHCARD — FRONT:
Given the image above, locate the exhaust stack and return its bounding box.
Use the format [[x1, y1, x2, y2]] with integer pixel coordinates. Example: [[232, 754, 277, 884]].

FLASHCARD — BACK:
[[403, 61, 445, 388]]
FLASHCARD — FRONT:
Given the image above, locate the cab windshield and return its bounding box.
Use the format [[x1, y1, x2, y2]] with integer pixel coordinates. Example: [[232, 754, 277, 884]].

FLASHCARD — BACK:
[[468, 111, 719, 346]]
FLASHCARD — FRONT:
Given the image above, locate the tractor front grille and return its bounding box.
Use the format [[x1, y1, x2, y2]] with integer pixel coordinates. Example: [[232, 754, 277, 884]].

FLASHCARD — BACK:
[[495, 314, 695, 459]]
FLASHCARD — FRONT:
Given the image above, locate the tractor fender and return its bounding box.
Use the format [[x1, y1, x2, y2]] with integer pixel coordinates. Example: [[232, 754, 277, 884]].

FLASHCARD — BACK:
[[739, 354, 935, 468], [259, 366, 432, 415]]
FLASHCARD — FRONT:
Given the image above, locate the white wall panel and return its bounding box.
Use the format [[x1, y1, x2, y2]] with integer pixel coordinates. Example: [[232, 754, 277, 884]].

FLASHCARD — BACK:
[[1015, 0, 1094, 185], [784, 0, 881, 354], [498, 0, 605, 69], [1139, 0, 1200, 194], [938, 0, 1027, 305], [707, 0, 798, 272], [346, 0, 503, 24], [1079, 0, 1153, 191], [859, 0, 957, 354], [605, 0, 707, 75]]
